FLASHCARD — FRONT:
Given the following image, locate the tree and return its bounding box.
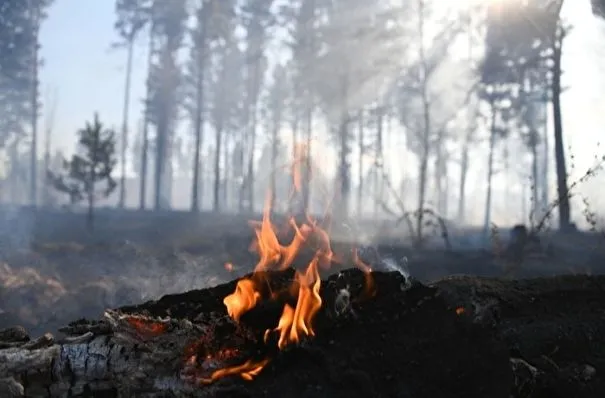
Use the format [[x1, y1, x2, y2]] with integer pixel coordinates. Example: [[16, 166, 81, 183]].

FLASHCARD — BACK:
[[113, 0, 150, 208], [483, 0, 570, 230], [396, 0, 465, 242], [48, 114, 117, 230], [239, 0, 275, 212], [148, 0, 187, 209], [264, 63, 288, 208], [186, 0, 236, 211], [209, 33, 242, 212], [0, 0, 53, 205], [592, 0, 605, 18]]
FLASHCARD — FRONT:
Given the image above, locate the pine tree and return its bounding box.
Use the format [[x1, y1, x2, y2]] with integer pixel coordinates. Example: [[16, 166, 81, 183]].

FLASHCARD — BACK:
[[48, 114, 117, 230]]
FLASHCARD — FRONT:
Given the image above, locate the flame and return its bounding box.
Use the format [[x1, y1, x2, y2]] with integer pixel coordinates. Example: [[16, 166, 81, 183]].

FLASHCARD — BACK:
[[223, 279, 261, 322], [455, 307, 465, 315], [185, 141, 374, 384], [196, 358, 271, 384]]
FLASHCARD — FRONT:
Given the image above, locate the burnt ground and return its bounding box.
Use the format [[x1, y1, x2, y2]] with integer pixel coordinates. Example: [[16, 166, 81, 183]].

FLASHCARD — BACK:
[[1, 209, 605, 338]]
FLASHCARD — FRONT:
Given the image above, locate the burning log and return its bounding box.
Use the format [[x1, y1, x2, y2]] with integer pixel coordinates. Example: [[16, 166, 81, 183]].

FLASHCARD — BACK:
[[0, 269, 512, 397], [2, 270, 604, 397]]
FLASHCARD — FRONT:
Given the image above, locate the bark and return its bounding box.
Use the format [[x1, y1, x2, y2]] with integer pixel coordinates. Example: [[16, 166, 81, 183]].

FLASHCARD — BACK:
[[0, 313, 208, 397]]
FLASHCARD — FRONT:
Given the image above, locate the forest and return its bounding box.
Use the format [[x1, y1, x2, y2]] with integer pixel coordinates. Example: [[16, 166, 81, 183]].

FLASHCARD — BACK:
[[1, 1, 605, 397]]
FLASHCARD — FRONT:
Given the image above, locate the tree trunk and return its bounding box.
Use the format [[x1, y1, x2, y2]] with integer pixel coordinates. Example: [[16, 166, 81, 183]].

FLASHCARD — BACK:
[[483, 104, 497, 240], [357, 109, 364, 217], [374, 106, 384, 218], [541, 99, 549, 212], [30, 7, 40, 207], [337, 116, 351, 221], [416, 0, 430, 246], [222, 132, 230, 208], [139, 30, 154, 210], [302, 108, 312, 214], [551, 28, 571, 231], [119, 39, 134, 209], [530, 132, 539, 224], [458, 134, 470, 224], [191, 16, 208, 213], [213, 127, 223, 212], [270, 126, 278, 209]]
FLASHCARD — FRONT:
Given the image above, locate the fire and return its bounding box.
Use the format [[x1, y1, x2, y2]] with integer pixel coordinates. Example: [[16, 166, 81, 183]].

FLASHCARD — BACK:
[[125, 316, 167, 337], [185, 142, 374, 385]]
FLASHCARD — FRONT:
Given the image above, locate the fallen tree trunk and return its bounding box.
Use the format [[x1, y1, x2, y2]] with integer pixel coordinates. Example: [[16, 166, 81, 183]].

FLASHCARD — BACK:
[[1, 270, 604, 397]]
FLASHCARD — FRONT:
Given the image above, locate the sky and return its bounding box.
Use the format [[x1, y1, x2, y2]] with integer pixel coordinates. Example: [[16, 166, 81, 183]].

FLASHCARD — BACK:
[[38, 0, 605, 221]]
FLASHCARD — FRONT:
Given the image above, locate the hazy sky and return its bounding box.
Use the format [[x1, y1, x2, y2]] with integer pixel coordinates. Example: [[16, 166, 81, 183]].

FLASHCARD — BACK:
[[38, 0, 605, 219]]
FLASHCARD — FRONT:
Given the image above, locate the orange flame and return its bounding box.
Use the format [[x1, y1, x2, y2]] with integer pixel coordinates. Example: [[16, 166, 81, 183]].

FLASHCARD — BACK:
[[185, 141, 374, 384]]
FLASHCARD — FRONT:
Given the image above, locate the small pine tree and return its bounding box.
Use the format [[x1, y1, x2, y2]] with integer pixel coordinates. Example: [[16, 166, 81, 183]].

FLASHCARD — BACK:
[[48, 113, 117, 230]]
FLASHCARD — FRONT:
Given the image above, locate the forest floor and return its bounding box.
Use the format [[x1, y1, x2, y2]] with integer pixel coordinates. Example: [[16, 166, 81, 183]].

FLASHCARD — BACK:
[[0, 209, 604, 340]]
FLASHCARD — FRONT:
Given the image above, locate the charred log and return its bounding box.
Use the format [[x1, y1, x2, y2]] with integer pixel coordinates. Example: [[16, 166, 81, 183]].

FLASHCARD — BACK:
[[1, 270, 604, 397]]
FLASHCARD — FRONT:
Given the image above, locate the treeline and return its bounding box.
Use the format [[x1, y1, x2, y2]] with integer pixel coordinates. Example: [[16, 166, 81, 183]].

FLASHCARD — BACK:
[[2, 0, 604, 237]]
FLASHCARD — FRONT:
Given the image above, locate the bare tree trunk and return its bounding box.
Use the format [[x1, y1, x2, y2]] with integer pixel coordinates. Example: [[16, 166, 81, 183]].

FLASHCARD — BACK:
[[222, 132, 230, 208], [540, 99, 549, 212], [416, 0, 430, 245], [551, 27, 571, 231], [213, 127, 223, 212], [270, 126, 278, 208], [42, 89, 57, 207], [337, 116, 351, 221], [302, 108, 312, 214], [357, 109, 364, 217], [30, 5, 40, 207], [374, 105, 384, 218], [434, 129, 445, 215], [458, 133, 470, 224], [483, 103, 497, 239], [530, 132, 539, 223], [119, 39, 134, 209], [139, 29, 154, 210], [191, 12, 208, 213]]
